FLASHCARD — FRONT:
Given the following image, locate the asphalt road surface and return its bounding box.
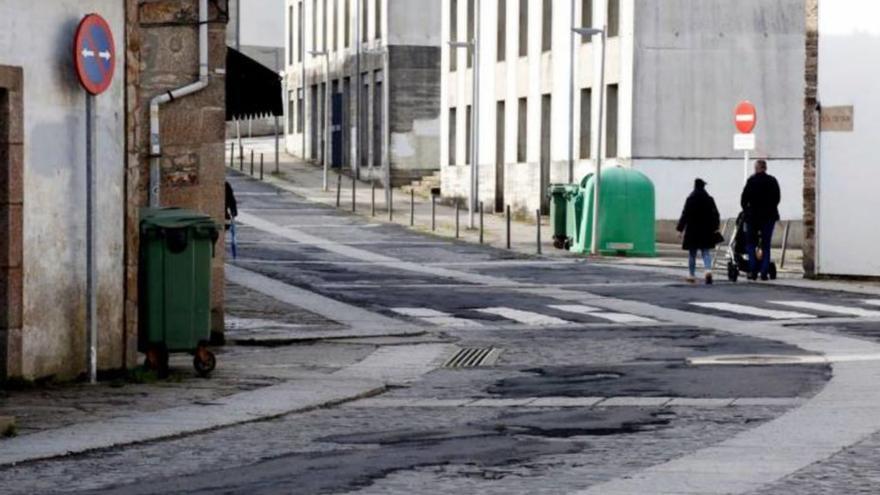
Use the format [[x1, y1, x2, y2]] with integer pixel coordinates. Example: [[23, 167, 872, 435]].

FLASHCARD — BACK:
[[5, 172, 880, 494]]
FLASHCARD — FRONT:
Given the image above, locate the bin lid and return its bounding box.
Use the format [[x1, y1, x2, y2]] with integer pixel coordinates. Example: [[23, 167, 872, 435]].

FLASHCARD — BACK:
[[140, 207, 219, 231]]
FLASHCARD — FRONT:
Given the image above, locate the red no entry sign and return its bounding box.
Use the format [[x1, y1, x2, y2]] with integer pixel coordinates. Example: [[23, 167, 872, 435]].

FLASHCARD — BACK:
[[734, 101, 757, 134], [73, 14, 116, 95]]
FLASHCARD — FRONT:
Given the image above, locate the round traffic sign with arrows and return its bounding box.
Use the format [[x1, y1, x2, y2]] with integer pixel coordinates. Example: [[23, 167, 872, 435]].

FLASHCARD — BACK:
[[73, 14, 116, 95]]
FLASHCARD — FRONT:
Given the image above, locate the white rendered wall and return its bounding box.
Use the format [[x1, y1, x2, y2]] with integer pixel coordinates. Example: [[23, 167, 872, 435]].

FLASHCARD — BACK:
[[815, 0, 880, 276]]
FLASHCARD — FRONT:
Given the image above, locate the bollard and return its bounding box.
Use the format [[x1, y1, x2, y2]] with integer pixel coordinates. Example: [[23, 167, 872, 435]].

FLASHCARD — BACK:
[[371, 181, 376, 217], [228, 142, 234, 168], [536, 210, 542, 254], [239, 145, 244, 171], [780, 221, 791, 269], [259, 154, 264, 181], [352, 176, 357, 212], [410, 190, 415, 226], [506, 205, 511, 250], [479, 202, 484, 245], [249, 149, 254, 176], [455, 201, 460, 239], [388, 186, 394, 221], [431, 194, 436, 231], [336, 173, 342, 208]]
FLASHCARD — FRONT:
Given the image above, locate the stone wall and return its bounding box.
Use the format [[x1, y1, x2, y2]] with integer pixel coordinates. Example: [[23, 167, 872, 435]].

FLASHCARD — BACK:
[[802, 0, 818, 277], [125, 0, 228, 347]]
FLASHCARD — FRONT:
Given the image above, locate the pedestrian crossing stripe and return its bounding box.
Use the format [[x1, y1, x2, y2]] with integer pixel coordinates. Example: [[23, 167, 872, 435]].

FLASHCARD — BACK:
[[863, 300, 880, 308], [550, 305, 658, 324], [690, 302, 816, 320], [390, 308, 484, 328], [477, 307, 572, 326], [770, 301, 880, 318]]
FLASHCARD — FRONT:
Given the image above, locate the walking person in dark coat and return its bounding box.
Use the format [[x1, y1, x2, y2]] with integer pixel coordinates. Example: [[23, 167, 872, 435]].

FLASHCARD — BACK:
[[677, 179, 721, 284], [740, 159, 781, 281]]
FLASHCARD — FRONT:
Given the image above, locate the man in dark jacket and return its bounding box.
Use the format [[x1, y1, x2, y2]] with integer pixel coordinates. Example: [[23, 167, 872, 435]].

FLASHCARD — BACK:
[[677, 178, 721, 284], [740, 159, 781, 281]]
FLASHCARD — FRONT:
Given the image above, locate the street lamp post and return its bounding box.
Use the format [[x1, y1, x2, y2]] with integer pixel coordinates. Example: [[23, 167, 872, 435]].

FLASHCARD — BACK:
[[448, 18, 480, 228], [310, 50, 331, 191], [572, 26, 607, 256]]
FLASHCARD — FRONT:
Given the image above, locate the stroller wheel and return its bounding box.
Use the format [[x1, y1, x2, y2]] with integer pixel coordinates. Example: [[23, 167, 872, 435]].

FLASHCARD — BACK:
[[727, 262, 739, 282], [769, 263, 778, 281]]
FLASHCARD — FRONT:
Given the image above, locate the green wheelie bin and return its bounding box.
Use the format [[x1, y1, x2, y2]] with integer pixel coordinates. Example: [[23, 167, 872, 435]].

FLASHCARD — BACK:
[[548, 184, 570, 249], [139, 208, 220, 377]]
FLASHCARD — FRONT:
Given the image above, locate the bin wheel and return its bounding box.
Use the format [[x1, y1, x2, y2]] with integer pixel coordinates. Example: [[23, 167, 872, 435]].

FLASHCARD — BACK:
[[144, 345, 169, 378], [553, 238, 565, 250], [727, 262, 739, 283], [193, 346, 216, 378], [769, 263, 778, 281]]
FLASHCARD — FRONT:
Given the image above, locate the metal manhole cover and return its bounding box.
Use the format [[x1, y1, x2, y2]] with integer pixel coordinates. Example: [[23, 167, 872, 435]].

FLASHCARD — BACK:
[[688, 354, 824, 366], [443, 347, 502, 368]]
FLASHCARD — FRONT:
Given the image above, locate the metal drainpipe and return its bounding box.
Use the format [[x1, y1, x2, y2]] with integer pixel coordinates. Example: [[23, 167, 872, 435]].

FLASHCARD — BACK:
[[149, 0, 210, 207]]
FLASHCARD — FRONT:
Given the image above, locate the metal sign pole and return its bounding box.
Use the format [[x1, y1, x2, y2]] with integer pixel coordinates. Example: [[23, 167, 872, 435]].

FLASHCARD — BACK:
[[86, 93, 97, 384]]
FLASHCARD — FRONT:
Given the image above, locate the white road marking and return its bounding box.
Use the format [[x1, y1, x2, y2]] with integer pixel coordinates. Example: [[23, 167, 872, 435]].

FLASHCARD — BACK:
[[691, 302, 816, 320], [550, 305, 657, 324], [391, 308, 484, 328], [771, 301, 880, 318], [477, 307, 572, 326], [590, 313, 658, 324], [865, 300, 880, 307]]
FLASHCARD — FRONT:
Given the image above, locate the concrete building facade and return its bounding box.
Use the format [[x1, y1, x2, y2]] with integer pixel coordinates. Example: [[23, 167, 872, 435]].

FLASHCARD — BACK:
[[441, 0, 805, 237], [283, 0, 441, 186], [802, 0, 880, 277], [0, 0, 227, 380]]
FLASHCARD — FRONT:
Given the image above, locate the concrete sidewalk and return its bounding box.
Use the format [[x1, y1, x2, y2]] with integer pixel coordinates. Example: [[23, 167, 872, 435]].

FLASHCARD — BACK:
[[230, 137, 807, 276]]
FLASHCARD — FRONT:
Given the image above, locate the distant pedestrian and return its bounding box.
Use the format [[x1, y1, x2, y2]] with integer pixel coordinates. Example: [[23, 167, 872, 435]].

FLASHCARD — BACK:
[[225, 181, 238, 225], [677, 178, 721, 284], [740, 159, 781, 281]]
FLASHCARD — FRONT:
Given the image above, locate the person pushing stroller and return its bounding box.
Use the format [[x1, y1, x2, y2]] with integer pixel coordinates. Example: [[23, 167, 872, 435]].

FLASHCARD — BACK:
[[740, 159, 781, 281]]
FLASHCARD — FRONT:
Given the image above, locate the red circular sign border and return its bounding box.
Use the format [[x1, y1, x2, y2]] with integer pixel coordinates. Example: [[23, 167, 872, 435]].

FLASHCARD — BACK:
[[734, 101, 757, 134], [73, 14, 116, 95]]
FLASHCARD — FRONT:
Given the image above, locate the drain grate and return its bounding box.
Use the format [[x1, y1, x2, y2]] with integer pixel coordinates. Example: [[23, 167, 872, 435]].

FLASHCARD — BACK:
[[443, 347, 502, 368]]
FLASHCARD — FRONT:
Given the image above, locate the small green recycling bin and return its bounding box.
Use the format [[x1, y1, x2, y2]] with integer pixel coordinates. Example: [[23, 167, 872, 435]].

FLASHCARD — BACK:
[[548, 184, 570, 249], [139, 208, 219, 377]]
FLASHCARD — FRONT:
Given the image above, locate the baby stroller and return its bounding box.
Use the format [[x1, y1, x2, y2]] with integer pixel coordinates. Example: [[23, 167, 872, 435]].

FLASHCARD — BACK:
[[724, 212, 777, 282]]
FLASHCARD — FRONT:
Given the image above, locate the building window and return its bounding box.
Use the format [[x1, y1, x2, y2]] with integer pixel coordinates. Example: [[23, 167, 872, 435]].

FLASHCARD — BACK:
[[297, 2, 304, 62], [466, 0, 474, 68], [607, 0, 619, 37], [362, 0, 368, 42], [606, 83, 618, 158], [465, 105, 472, 164], [375, 0, 382, 40], [312, 0, 318, 52], [344, 0, 350, 48], [333, 0, 338, 51], [497, 0, 506, 62], [581, 0, 592, 42], [450, 0, 458, 71], [288, 6, 294, 64], [323, 0, 328, 51], [449, 108, 457, 165], [517, 97, 527, 162], [288, 91, 295, 132], [374, 71, 383, 168], [297, 88, 304, 133], [541, 0, 552, 52], [518, 0, 528, 57], [579, 88, 591, 158]]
